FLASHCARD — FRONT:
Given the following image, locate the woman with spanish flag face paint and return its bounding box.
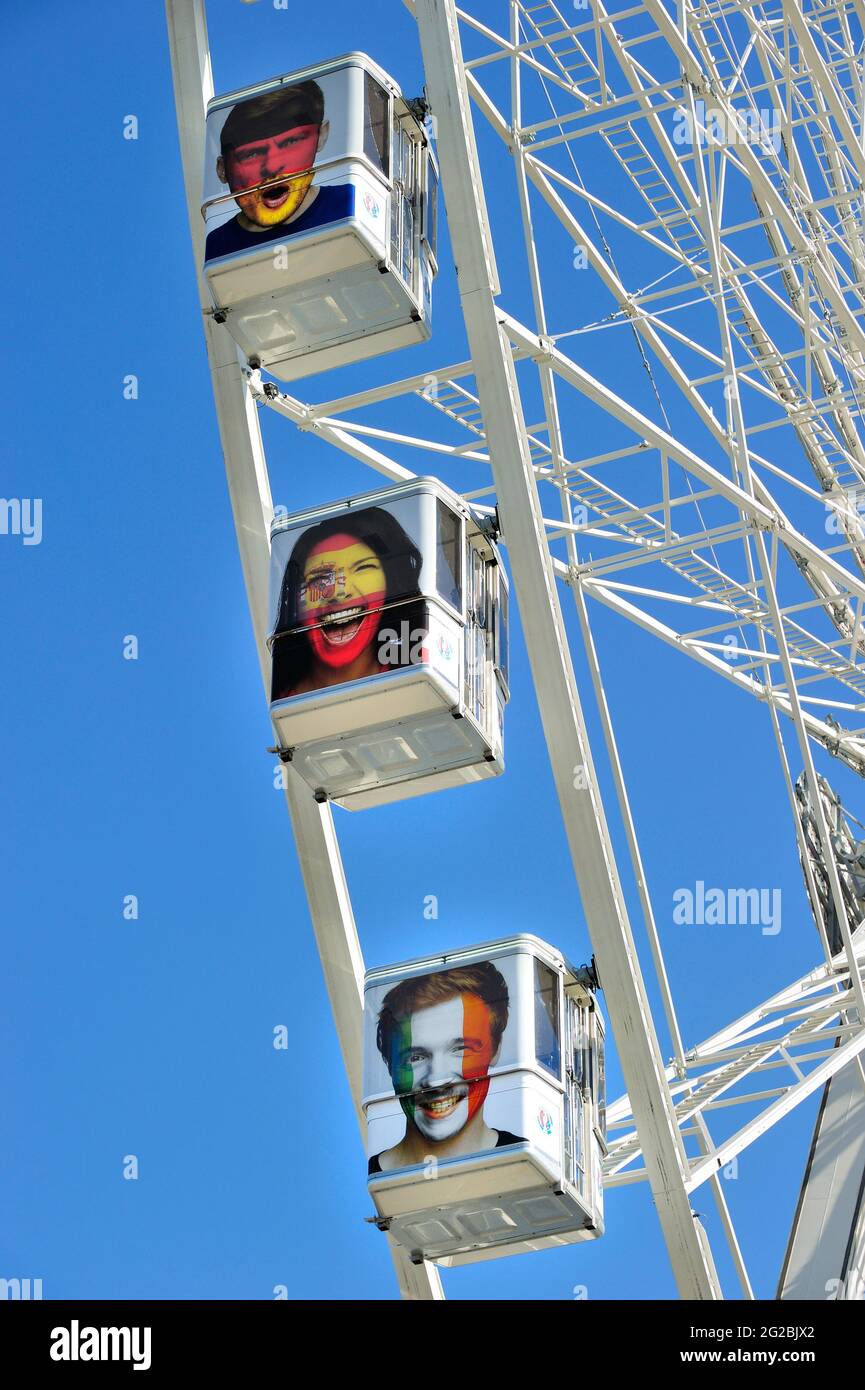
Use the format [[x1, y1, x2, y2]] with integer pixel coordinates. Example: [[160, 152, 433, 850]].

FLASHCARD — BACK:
[[297, 532, 386, 686], [375, 993, 503, 1171], [270, 504, 426, 702]]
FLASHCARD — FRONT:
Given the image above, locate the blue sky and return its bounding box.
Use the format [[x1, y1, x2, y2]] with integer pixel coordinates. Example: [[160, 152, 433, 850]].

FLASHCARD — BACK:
[[1, 0, 831, 1300]]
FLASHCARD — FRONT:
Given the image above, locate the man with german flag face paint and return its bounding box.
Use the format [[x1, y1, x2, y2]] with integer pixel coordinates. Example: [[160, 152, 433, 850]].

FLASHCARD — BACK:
[[205, 80, 353, 261], [370, 963, 526, 1173]]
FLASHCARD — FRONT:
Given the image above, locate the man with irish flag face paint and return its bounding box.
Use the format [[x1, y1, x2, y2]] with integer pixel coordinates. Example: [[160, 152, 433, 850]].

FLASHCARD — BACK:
[[205, 80, 353, 261], [370, 963, 526, 1173]]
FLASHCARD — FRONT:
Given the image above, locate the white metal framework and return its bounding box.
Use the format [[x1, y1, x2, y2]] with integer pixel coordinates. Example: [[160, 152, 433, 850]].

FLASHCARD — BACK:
[[167, 0, 865, 1298]]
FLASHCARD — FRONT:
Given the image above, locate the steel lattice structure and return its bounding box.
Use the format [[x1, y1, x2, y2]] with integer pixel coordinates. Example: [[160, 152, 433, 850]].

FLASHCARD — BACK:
[[167, 0, 865, 1298]]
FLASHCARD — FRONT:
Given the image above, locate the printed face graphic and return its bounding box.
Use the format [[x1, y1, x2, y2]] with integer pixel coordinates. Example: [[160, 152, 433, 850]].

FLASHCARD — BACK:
[[223, 124, 321, 226], [390, 995, 496, 1143], [299, 533, 386, 669]]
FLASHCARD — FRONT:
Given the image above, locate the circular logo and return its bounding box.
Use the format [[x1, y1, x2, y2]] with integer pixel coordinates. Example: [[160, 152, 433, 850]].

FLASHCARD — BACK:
[[537, 1107, 554, 1136], [363, 192, 381, 218]]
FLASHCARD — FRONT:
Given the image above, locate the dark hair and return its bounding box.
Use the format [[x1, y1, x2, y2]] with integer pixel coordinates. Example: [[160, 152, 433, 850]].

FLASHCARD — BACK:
[[220, 81, 325, 157], [271, 506, 424, 697], [376, 962, 510, 1072]]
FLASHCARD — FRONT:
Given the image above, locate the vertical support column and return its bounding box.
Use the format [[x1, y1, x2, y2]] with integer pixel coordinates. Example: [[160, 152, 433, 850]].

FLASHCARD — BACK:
[[779, 1059, 865, 1300], [164, 0, 442, 1300], [414, 0, 722, 1298]]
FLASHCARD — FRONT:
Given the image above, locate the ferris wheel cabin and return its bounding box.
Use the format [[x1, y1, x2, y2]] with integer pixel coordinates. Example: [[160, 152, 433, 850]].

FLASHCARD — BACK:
[[267, 477, 509, 810], [363, 935, 606, 1265], [202, 54, 438, 381]]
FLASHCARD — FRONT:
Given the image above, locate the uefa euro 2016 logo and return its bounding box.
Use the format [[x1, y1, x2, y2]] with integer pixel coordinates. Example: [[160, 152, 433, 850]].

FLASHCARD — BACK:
[[363, 191, 381, 218], [537, 1108, 554, 1136]]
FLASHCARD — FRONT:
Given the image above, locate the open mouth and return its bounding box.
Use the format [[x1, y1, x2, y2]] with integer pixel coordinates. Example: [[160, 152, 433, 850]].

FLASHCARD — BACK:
[[261, 182, 291, 209], [319, 605, 366, 646], [417, 1088, 467, 1121]]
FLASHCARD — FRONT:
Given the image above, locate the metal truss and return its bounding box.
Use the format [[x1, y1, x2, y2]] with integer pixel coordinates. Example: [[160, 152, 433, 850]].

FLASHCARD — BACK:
[[605, 933, 865, 1301], [605, 932, 865, 1194], [168, 0, 865, 1298]]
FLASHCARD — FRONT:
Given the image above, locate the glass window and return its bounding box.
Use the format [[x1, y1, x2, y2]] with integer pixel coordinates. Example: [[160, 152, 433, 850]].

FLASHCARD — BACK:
[[534, 959, 561, 1078], [465, 551, 485, 718], [424, 155, 439, 262], [472, 549, 487, 627], [406, 128, 418, 197], [392, 125, 419, 291], [571, 1000, 589, 1090], [473, 626, 485, 722], [397, 125, 410, 187], [572, 1090, 585, 1192], [436, 501, 462, 611], [401, 196, 414, 286], [364, 73, 389, 175], [592, 1017, 607, 1139], [463, 552, 474, 711], [390, 190, 401, 269], [563, 1084, 575, 1185], [495, 570, 509, 692]]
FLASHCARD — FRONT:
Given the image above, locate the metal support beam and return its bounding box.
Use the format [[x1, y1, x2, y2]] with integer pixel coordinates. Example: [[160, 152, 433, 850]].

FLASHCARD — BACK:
[[414, 0, 722, 1299], [779, 1057, 865, 1300]]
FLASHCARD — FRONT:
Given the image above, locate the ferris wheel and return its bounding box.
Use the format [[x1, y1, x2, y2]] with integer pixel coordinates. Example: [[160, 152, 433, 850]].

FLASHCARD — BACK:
[[165, 0, 865, 1300]]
